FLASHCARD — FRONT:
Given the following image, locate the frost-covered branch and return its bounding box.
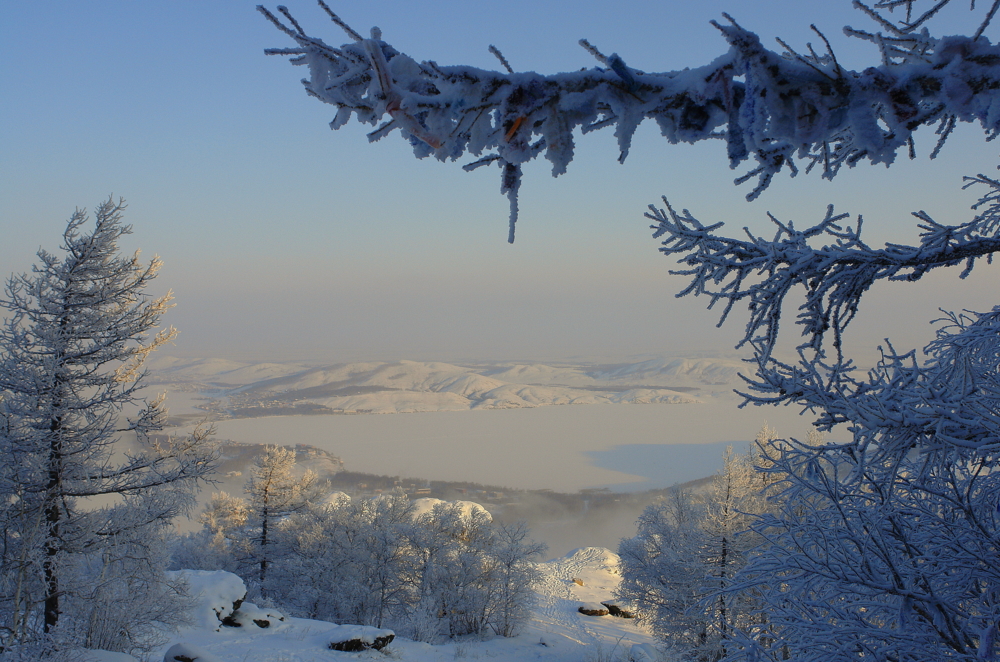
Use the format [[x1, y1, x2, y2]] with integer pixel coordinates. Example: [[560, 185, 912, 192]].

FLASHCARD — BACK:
[[651, 173, 1000, 454], [726, 416, 1000, 660], [261, 2, 1000, 240], [650, 191, 1000, 366], [746, 307, 1000, 455]]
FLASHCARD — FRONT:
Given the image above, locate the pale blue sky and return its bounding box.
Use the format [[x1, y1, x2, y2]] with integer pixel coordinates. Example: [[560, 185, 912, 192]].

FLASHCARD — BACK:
[[2, 1, 999, 363]]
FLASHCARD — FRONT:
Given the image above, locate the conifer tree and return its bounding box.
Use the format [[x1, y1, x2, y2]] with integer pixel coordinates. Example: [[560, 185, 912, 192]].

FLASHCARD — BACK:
[[243, 445, 319, 595], [617, 430, 783, 661], [0, 198, 217, 650]]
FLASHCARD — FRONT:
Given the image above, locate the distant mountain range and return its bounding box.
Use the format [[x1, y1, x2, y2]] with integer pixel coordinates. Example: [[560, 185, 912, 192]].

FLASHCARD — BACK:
[[148, 356, 747, 418]]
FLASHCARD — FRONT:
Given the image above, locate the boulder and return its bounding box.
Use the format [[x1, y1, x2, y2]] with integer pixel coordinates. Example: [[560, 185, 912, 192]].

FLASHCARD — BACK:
[[163, 643, 225, 662], [601, 601, 635, 618], [221, 601, 286, 629], [168, 570, 247, 631], [327, 625, 395, 651], [578, 602, 609, 617]]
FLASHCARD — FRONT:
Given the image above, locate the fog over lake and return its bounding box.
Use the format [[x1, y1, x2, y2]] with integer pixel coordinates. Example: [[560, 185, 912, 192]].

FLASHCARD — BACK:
[[207, 399, 812, 492]]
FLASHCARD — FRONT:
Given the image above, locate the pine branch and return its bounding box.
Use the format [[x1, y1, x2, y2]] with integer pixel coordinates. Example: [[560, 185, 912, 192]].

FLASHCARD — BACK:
[[261, 3, 1000, 237]]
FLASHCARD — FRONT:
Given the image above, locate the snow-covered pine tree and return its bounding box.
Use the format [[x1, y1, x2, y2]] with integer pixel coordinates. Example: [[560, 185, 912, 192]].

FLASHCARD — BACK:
[[172, 447, 321, 597], [0, 198, 217, 653], [617, 434, 782, 661], [243, 445, 319, 597]]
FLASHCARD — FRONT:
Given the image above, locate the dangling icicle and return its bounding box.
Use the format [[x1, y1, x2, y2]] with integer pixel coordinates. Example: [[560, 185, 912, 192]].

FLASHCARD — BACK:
[[500, 161, 522, 243]]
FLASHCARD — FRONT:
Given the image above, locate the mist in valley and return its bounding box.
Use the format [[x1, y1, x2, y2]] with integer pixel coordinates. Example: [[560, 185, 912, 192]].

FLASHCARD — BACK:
[[153, 355, 814, 557]]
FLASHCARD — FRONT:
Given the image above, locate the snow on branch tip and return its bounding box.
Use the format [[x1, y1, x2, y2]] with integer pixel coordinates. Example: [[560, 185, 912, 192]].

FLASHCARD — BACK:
[[260, 3, 1000, 240]]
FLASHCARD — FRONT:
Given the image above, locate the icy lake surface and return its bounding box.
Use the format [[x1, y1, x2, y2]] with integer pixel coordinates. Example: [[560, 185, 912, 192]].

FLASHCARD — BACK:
[[208, 399, 810, 492]]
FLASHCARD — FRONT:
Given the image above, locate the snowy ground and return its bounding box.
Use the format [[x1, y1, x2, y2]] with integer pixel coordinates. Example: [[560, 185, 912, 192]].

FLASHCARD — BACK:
[[152, 548, 658, 662]]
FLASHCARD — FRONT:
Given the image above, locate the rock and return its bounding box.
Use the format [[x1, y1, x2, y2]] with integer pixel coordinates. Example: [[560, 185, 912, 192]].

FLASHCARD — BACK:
[[578, 602, 609, 616], [163, 643, 226, 662], [81, 651, 138, 662], [221, 601, 287, 629], [329, 635, 394, 652], [601, 601, 635, 618], [327, 625, 395, 651], [631, 643, 659, 662], [168, 570, 247, 631]]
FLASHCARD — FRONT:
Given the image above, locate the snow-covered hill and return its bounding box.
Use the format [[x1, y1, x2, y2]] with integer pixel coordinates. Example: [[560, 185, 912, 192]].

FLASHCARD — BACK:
[[149, 356, 751, 419], [147, 356, 313, 386], [591, 357, 744, 385]]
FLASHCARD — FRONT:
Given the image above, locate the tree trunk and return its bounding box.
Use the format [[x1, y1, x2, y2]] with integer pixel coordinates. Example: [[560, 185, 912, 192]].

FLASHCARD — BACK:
[[260, 505, 269, 596], [44, 414, 64, 633]]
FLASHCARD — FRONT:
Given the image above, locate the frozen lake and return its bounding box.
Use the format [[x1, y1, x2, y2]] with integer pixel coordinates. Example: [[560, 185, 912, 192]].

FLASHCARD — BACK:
[[204, 399, 812, 492]]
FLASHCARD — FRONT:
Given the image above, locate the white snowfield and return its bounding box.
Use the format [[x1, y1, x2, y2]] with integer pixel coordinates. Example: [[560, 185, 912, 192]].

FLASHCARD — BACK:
[[148, 355, 754, 415], [153, 548, 656, 662]]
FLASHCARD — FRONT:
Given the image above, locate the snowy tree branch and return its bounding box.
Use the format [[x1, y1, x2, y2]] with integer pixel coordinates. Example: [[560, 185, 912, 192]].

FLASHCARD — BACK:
[[644, 171, 1000, 461], [262, 2, 1000, 239], [649, 192, 1000, 366]]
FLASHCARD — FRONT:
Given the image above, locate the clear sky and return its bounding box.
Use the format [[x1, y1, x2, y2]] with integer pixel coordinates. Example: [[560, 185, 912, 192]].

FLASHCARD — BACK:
[[3, 1, 1000, 364]]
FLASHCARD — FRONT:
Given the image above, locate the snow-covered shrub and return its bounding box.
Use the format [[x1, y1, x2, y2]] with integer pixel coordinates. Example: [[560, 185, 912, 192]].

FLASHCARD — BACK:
[[480, 519, 545, 637], [395, 500, 543, 639], [264, 490, 417, 628], [214, 489, 545, 641], [65, 533, 191, 655], [409, 502, 498, 638], [618, 435, 782, 661]]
